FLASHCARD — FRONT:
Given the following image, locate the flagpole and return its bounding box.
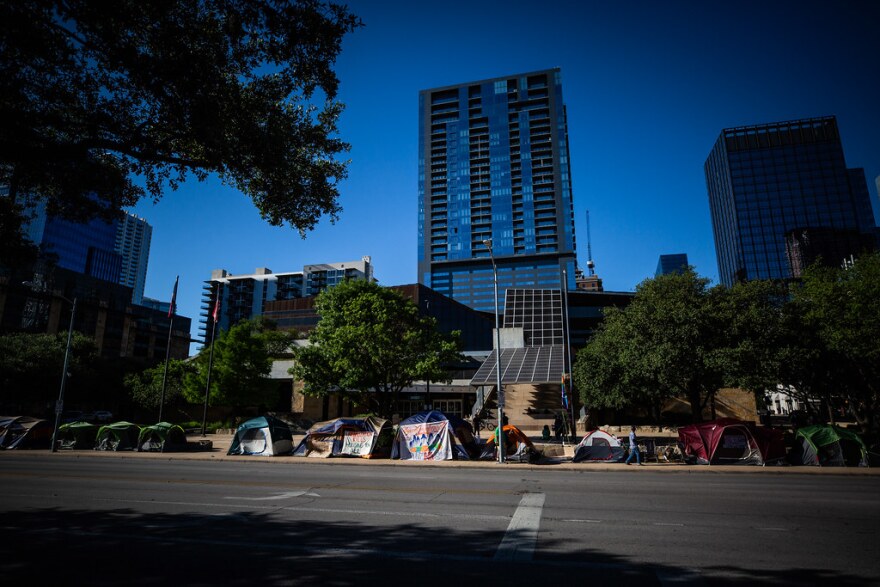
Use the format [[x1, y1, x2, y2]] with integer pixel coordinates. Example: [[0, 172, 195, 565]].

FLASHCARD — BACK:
[[201, 290, 220, 437], [561, 267, 576, 442], [159, 276, 178, 423]]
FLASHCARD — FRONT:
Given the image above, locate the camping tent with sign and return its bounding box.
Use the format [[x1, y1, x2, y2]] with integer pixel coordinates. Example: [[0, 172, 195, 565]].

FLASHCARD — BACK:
[[57, 421, 98, 450], [678, 418, 786, 465], [789, 424, 868, 467], [227, 415, 293, 456], [392, 410, 479, 461], [95, 421, 141, 451], [293, 416, 391, 458], [0, 416, 52, 449], [573, 429, 626, 463], [480, 424, 540, 463], [138, 422, 188, 452]]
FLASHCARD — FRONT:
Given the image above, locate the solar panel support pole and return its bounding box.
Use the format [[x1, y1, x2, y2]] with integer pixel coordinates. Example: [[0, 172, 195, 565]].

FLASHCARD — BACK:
[[484, 239, 505, 464]]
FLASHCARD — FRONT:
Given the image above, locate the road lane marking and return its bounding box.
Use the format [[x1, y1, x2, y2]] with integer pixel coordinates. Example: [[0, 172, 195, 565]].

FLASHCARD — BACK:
[[494, 492, 545, 562], [653, 522, 684, 527], [755, 527, 789, 532], [226, 490, 320, 500], [563, 519, 601, 523]]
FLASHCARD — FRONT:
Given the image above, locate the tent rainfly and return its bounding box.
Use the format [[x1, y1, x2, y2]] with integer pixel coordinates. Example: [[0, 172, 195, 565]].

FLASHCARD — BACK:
[[392, 410, 478, 461], [227, 415, 293, 456], [790, 424, 868, 467], [138, 422, 188, 452], [573, 429, 626, 463], [480, 424, 539, 462], [678, 418, 786, 465], [0, 416, 52, 449], [57, 421, 98, 450], [95, 421, 142, 451], [293, 416, 390, 458]]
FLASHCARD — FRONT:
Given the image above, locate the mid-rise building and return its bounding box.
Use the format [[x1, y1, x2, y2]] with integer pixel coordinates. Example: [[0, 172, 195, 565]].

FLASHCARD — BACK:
[[114, 213, 152, 305], [705, 116, 877, 286], [200, 257, 373, 343], [656, 254, 689, 276], [418, 69, 577, 312]]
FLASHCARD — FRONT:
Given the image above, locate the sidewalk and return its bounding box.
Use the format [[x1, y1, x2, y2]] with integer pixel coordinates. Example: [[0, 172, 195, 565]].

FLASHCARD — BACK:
[[4, 433, 876, 475]]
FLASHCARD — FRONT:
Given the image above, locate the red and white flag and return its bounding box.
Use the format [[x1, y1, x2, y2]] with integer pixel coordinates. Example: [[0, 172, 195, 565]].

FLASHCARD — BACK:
[[168, 276, 179, 318], [212, 290, 221, 323]]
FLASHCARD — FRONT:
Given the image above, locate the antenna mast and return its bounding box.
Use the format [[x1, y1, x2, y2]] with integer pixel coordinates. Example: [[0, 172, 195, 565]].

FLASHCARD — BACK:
[[586, 210, 596, 276]]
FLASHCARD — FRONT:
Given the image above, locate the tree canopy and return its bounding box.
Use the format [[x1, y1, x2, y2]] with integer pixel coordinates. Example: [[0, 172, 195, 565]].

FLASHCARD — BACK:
[[1, 0, 362, 251], [291, 280, 463, 418], [124, 358, 194, 412]]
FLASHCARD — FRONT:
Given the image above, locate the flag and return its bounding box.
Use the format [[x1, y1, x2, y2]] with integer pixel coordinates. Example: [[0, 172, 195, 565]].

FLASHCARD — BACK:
[[561, 374, 569, 409], [211, 290, 221, 322], [168, 276, 179, 318]]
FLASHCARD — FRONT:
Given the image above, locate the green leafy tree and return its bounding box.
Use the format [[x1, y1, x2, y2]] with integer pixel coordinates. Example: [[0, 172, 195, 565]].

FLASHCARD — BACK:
[[1, 0, 362, 251], [291, 280, 463, 418], [184, 318, 295, 411], [0, 331, 96, 410], [124, 358, 194, 413], [573, 269, 725, 423], [793, 252, 880, 432]]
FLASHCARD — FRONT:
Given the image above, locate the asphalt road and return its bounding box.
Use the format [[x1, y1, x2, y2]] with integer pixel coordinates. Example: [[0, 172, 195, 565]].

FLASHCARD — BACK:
[[1, 456, 878, 586]]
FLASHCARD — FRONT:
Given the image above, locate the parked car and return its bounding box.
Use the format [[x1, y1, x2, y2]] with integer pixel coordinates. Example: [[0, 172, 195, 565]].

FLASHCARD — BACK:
[[93, 410, 114, 422]]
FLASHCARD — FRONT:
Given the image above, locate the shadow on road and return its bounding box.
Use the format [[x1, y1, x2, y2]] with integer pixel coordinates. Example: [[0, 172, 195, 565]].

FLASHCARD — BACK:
[[0, 507, 874, 586]]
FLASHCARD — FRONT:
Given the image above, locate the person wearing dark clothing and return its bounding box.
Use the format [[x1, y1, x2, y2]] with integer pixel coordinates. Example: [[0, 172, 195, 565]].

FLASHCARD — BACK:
[[553, 414, 564, 441]]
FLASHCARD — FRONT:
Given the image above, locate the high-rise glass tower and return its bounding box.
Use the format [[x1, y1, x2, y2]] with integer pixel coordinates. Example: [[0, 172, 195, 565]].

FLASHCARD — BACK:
[[418, 69, 577, 312], [114, 213, 152, 305], [705, 116, 877, 286]]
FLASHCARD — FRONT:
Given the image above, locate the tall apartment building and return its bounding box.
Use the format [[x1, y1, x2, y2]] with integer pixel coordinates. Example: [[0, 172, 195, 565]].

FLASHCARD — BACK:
[[418, 69, 577, 312], [200, 257, 373, 343], [114, 212, 152, 305], [705, 116, 877, 286]]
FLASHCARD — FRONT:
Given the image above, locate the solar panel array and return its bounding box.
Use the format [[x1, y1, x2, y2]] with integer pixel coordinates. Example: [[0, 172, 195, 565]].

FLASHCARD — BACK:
[[469, 345, 566, 385]]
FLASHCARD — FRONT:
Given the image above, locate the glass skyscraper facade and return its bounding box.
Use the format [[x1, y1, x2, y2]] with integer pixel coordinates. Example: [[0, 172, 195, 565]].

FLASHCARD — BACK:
[[705, 116, 877, 286], [114, 212, 152, 305], [418, 69, 577, 312]]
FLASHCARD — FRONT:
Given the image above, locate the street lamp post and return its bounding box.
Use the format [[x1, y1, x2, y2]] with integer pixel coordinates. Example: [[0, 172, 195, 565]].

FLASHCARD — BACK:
[[51, 296, 77, 452], [483, 239, 505, 464]]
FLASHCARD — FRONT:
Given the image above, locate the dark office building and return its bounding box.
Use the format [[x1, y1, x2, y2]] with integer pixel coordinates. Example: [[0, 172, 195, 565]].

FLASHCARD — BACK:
[[655, 254, 689, 277], [418, 69, 577, 312], [705, 116, 877, 286]]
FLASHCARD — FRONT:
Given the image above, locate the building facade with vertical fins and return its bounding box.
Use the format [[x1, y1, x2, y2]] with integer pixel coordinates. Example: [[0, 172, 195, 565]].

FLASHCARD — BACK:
[[418, 69, 577, 312], [114, 212, 152, 305], [705, 116, 877, 286]]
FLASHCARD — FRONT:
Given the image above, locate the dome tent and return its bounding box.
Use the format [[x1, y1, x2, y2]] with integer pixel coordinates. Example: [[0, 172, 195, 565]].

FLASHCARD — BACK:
[[227, 415, 293, 456], [0, 416, 52, 449], [57, 421, 98, 450], [790, 424, 868, 467], [573, 429, 626, 463], [138, 422, 187, 452], [678, 418, 786, 465], [480, 424, 540, 463], [392, 410, 478, 461], [293, 416, 390, 458], [95, 421, 141, 451]]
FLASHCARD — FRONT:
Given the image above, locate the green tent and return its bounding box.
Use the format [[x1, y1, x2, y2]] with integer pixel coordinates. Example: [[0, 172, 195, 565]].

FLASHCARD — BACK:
[[57, 421, 98, 450], [791, 424, 868, 467], [138, 422, 187, 452], [94, 421, 141, 451]]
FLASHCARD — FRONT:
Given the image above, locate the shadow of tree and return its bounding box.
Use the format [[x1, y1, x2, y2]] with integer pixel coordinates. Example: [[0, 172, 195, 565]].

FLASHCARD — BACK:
[[0, 506, 875, 586]]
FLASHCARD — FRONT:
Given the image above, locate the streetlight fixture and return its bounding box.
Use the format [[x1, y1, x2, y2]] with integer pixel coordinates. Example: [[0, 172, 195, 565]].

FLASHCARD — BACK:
[[483, 239, 505, 464]]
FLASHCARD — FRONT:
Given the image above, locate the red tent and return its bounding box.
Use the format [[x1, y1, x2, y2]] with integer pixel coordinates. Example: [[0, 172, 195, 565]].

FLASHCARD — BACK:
[[678, 418, 786, 465]]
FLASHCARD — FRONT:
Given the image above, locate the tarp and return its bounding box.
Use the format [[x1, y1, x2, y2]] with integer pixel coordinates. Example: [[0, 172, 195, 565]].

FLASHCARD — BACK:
[[392, 410, 478, 461], [678, 418, 786, 465], [0, 416, 52, 449], [95, 421, 141, 451], [573, 429, 626, 463], [57, 421, 98, 450], [480, 424, 539, 462], [293, 416, 390, 458], [790, 424, 868, 467], [138, 422, 187, 452], [227, 415, 293, 456]]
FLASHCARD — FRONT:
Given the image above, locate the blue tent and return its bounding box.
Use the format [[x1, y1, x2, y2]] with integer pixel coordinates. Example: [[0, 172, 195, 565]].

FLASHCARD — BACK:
[[293, 416, 390, 458], [227, 415, 293, 456], [391, 410, 478, 461]]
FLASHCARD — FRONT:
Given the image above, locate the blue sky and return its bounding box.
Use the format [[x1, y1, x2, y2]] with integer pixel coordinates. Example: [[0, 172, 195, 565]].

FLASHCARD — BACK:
[[130, 1, 880, 353]]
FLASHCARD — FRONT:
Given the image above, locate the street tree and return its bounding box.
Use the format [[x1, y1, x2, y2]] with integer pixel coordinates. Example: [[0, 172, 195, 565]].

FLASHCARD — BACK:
[[573, 269, 725, 423], [184, 318, 295, 411], [0, 0, 362, 252], [124, 358, 195, 413], [291, 280, 463, 418]]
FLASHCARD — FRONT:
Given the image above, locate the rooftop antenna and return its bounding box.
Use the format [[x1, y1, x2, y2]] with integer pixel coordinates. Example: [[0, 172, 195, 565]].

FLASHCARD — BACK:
[[585, 210, 596, 276]]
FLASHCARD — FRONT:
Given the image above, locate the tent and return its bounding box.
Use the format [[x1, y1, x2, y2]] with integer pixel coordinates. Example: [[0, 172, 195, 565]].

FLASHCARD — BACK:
[[227, 415, 293, 456], [790, 424, 868, 467], [138, 422, 188, 452], [392, 410, 478, 461], [0, 416, 52, 449], [57, 421, 98, 450], [480, 424, 540, 463], [293, 416, 391, 458], [678, 418, 786, 465], [94, 421, 141, 451], [573, 429, 626, 463]]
